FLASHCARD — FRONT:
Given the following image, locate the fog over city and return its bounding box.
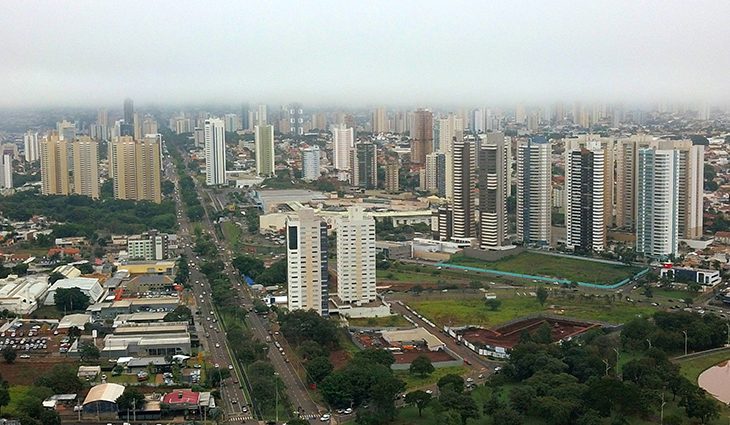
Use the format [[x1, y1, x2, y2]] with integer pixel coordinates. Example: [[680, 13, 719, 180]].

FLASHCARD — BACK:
[[2, 0, 729, 108]]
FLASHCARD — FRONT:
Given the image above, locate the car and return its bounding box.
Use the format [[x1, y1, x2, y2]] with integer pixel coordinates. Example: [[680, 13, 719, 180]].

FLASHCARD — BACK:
[[466, 377, 474, 383], [344, 408, 353, 414], [19, 354, 30, 359], [425, 389, 433, 395], [494, 366, 502, 372], [215, 343, 220, 348], [232, 400, 237, 404], [242, 406, 249, 413], [214, 363, 220, 368], [228, 364, 233, 370], [320, 413, 331, 421]]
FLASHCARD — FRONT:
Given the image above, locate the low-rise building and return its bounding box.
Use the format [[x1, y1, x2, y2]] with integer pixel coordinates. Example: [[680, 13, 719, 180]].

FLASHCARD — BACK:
[[115, 260, 176, 276], [82, 383, 125, 419], [45, 277, 104, 306], [0, 274, 49, 315], [659, 266, 722, 287]]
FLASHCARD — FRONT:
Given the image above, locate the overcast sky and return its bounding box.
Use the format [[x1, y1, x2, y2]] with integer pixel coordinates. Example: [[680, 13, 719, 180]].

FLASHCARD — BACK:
[[2, 0, 729, 108]]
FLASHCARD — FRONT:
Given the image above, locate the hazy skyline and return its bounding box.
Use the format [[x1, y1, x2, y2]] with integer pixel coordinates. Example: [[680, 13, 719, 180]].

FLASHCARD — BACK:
[[2, 0, 729, 108]]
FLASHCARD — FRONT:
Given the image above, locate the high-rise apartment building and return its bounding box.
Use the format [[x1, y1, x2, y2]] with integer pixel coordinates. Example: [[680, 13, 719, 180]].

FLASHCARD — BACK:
[[204, 118, 226, 185], [425, 152, 449, 197], [123, 98, 134, 125], [478, 132, 510, 249], [411, 109, 433, 165], [57, 120, 76, 141], [287, 103, 305, 136], [372, 107, 388, 133], [224, 113, 240, 132], [615, 136, 703, 239], [71, 137, 100, 199], [301, 145, 320, 181], [636, 148, 680, 258], [565, 140, 605, 252], [110, 136, 162, 203], [255, 125, 275, 177], [434, 114, 464, 153], [241, 103, 250, 130], [286, 208, 329, 316], [332, 124, 354, 171], [40, 133, 70, 196], [23, 131, 39, 162], [256, 104, 268, 126], [0, 154, 12, 189], [142, 116, 158, 136], [452, 138, 476, 239], [516, 136, 551, 245], [384, 163, 399, 192], [336, 207, 376, 305], [350, 142, 377, 189]]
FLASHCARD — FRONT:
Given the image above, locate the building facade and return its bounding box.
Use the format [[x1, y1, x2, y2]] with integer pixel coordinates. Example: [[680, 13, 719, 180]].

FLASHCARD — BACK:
[[565, 140, 606, 252], [636, 148, 680, 258], [255, 124, 275, 177], [332, 124, 354, 171], [40, 133, 70, 195], [72, 137, 100, 199], [350, 142, 378, 189], [452, 138, 476, 239], [478, 132, 510, 249], [411, 109, 433, 165], [286, 208, 329, 316], [516, 136, 551, 245], [336, 207, 377, 305], [301, 145, 321, 181], [204, 118, 226, 185]]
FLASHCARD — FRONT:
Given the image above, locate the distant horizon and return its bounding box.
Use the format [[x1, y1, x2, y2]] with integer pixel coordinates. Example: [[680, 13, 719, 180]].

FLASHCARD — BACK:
[[2, 1, 730, 108]]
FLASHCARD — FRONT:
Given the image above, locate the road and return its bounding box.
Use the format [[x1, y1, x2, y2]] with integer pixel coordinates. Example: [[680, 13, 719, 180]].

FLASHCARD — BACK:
[[169, 164, 253, 421], [172, 152, 324, 423]]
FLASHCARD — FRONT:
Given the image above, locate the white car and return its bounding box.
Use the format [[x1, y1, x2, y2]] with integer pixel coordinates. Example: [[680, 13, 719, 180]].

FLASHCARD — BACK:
[[214, 363, 220, 368], [320, 413, 331, 422], [425, 389, 433, 395], [344, 408, 353, 414], [228, 364, 234, 370], [215, 343, 220, 348]]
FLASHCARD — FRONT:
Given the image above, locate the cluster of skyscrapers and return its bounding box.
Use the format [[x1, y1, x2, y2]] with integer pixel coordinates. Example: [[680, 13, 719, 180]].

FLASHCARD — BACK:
[[433, 130, 704, 259], [37, 99, 162, 203]]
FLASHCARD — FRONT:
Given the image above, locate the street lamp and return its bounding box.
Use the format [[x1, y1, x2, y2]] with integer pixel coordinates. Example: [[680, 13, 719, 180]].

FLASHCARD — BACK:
[[274, 372, 280, 423]]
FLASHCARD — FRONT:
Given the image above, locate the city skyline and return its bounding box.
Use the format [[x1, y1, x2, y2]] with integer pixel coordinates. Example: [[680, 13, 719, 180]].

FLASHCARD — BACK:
[[2, 1, 730, 108]]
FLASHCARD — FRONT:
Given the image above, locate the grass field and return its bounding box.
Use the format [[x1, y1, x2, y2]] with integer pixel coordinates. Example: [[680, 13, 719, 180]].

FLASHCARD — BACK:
[[347, 315, 411, 328], [394, 366, 468, 391], [221, 220, 243, 250], [406, 291, 656, 327], [448, 251, 643, 286], [677, 348, 730, 383]]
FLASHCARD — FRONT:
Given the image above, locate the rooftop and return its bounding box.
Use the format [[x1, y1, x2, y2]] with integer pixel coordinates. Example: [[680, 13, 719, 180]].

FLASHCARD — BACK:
[[162, 389, 200, 405], [82, 383, 125, 405]]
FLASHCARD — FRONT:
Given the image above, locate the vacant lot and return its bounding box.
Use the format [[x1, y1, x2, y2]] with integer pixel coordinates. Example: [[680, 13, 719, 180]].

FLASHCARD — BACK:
[[448, 251, 643, 286], [405, 291, 656, 327]]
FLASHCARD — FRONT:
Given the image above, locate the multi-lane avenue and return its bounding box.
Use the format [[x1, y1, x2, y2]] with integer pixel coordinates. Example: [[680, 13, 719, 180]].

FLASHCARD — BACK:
[[170, 152, 323, 423]]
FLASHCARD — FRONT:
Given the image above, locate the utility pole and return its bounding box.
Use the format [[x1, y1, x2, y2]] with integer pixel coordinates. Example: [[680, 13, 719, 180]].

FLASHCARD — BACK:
[[275, 372, 280, 423], [682, 330, 688, 356]]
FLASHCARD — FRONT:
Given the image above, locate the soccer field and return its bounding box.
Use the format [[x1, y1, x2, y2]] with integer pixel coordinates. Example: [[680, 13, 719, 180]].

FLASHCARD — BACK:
[[447, 251, 644, 286]]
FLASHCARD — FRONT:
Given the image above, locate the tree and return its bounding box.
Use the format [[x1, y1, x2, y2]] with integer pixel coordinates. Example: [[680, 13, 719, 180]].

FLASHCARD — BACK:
[[34, 364, 82, 393], [438, 374, 464, 393], [537, 286, 549, 306], [76, 262, 94, 274], [491, 407, 524, 425], [54, 287, 89, 312], [320, 372, 354, 409], [79, 342, 100, 362], [355, 348, 395, 367], [509, 385, 537, 413], [533, 323, 553, 344], [682, 390, 720, 425], [409, 355, 435, 377], [0, 385, 9, 415], [485, 298, 502, 311], [48, 272, 66, 285], [298, 340, 327, 360], [163, 305, 193, 322], [405, 390, 431, 417], [2, 347, 17, 364], [455, 394, 479, 425], [116, 387, 145, 411], [305, 356, 333, 384]]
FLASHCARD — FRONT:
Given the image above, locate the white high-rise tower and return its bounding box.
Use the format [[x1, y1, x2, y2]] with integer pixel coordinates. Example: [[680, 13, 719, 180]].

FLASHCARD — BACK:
[[336, 207, 376, 305], [286, 208, 329, 316], [204, 118, 226, 185]]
